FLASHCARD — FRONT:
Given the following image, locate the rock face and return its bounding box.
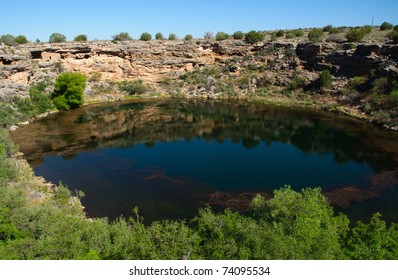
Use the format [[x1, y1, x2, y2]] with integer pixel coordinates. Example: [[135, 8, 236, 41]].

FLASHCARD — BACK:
[[0, 40, 397, 100]]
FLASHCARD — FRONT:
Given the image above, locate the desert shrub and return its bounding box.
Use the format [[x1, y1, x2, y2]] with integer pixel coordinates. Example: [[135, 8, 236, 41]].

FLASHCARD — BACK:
[[362, 25, 373, 34], [140, 32, 152, 41], [73, 34, 88, 42], [51, 72, 86, 110], [292, 29, 304, 37], [380, 22, 393, 31], [184, 34, 193, 41], [88, 72, 102, 82], [155, 33, 163, 40], [319, 70, 332, 88], [289, 76, 308, 90], [29, 81, 54, 114], [308, 28, 323, 42], [49, 33, 66, 43], [387, 30, 398, 44], [345, 28, 367, 42], [275, 30, 285, 37], [245, 30, 264, 44], [322, 25, 333, 33], [118, 80, 147, 95], [233, 31, 244, 40], [112, 32, 132, 41], [168, 33, 177, 40], [215, 32, 229, 41], [14, 35, 28, 44]]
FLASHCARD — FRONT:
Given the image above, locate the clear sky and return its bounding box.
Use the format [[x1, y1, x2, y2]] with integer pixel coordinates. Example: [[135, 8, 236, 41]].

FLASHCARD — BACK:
[[1, 0, 397, 41]]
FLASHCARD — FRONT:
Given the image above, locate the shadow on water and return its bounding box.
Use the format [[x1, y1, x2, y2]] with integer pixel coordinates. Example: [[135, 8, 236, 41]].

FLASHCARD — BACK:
[[11, 99, 398, 223]]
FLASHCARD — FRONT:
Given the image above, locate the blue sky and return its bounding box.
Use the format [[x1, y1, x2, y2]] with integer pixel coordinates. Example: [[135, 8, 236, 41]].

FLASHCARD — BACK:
[[1, 0, 397, 41]]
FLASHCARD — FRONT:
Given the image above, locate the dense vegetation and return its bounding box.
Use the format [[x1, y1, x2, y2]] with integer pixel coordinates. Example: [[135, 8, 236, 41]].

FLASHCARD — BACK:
[[51, 72, 86, 110]]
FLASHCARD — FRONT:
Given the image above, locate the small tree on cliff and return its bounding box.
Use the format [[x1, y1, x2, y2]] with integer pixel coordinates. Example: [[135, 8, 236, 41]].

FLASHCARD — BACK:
[[51, 72, 86, 110], [244, 30, 264, 44], [74, 34, 88, 42], [49, 33, 67, 43], [140, 32, 152, 41]]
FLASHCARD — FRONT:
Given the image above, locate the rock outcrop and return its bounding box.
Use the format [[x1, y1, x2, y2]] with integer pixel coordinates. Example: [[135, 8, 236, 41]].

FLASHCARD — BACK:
[[1, 40, 397, 100]]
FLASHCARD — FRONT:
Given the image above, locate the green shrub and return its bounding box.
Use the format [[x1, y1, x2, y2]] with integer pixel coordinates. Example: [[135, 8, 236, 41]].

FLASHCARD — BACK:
[[51, 72, 86, 110], [155, 33, 163, 40], [322, 25, 333, 33], [215, 32, 229, 41], [29, 81, 54, 113], [73, 34, 88, 42], [112, 32, 132, 41], [345, 28, 367, 42], [380, 21, 393, 31], [233, 31, 244, 40], [49, 33, 66, 43], [184, 34, 193, 41], [118, 80, 147, 95], [387, 30, 398, 44], [319, 70, 332, 88], [14, 35, 28, 44], [289, 76, 308, 90], [362, 25, 373, 34], [275, 30, 285, 37], [308, 28, 323, 42], [140, 32, 152, 41], [245, 30, 264, 44], [168, 33, 177, 40]]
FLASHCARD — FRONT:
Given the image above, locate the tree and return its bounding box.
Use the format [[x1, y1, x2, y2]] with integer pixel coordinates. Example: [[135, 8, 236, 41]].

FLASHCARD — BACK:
[[215, 32, 229, 41], [308, 28, 323, 42], [49, 33, 66, 43], [155, 32, 163, 40], [203, 31, 214, 39], [184, 34, 193, 41], [51, 72, 86, 110], [244, 30, 264, 44], [168, 33, 177, 40], [140, 32, 152, 41], [0, 34, 15, 46], [112, 32, 132, 41], [380, 21, 393, 31], [233, 31, 244, 40], [15, 35, 28, 44], [73, 34, 88, 42]]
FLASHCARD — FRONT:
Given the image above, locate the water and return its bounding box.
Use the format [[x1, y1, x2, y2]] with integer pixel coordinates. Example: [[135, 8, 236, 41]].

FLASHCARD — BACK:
[[11, 99, 398, 223]]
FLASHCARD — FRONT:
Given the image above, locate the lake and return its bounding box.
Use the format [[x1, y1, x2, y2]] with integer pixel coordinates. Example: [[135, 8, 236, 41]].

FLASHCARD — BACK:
[[11, 99, 398, 223]]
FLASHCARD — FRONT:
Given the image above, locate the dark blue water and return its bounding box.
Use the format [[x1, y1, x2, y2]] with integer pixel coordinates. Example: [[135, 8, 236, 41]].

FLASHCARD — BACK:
[[11, 100, 398, 223]]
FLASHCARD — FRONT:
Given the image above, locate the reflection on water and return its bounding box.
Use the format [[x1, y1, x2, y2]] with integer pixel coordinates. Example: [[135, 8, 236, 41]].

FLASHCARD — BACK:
[[11, 99, 398, 223]]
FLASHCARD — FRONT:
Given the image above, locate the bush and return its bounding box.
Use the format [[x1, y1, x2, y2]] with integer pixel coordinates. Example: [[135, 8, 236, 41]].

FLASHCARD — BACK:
[[322, 25, 334, 33], [308, 28, 323, 42], [14, 35, 28, 44], [73, 34, 88, 42], [345, 28, 367, 42], [233, 31, 244, 40], [387, 30, 398, 44], [275, 30, 284, 37], [289, 76, 308, 90], [394, 25, 398, 31], [168, 33, 177, 40], [49, 33, 67, 43], [380, 21, 393, 31], [245, 30, 264, 44], [118, 80, 147, 95], [184, 34, 193, 41], [140, 32, 152, 41], [319, 70, 332, 88], [155, 33, 163, 40], [215, 32, 229, 41], [51, 72, 86, 110], [29, 81, 54, 114], [112, 32, 132, 41]]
